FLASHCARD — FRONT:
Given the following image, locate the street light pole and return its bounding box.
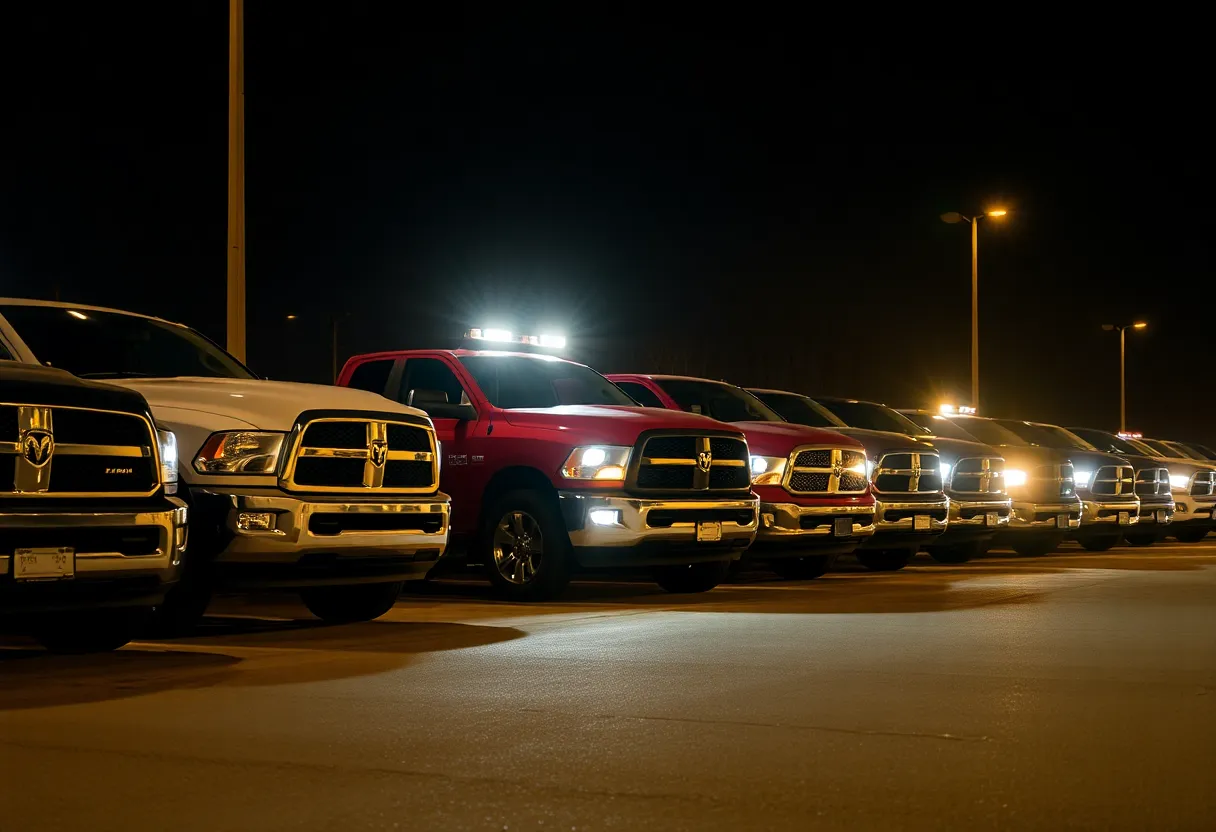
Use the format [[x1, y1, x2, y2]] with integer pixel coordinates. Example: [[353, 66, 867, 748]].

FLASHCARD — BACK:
[[942, 208, 1007, 411], [226, 0, 246, 362], [1102, 322, 1148, 433]]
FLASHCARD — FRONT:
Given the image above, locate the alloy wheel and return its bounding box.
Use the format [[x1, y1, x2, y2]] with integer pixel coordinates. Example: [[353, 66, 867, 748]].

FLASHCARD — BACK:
[[492, 510, 544, 585]]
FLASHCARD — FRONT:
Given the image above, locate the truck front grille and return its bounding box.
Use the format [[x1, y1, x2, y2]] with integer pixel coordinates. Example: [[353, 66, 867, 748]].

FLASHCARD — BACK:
[[1091, 465, 1135, 496], [872, 452, 943, 494], [1190, 471, 1215, 497], [949, 457, 1006, 494], [634, 434, 750, 492], [785, 447, 868, 495], [283, 417, 438, 494], [1030, 464, 1075, 498], [0, 403, 158, 498], [1135, 467, 1171, 498]]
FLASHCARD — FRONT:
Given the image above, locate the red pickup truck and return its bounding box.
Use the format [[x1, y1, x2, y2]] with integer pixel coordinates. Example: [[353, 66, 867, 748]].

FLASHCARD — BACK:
[[607, 374, 878, 578], [338, 337, 760, 599]]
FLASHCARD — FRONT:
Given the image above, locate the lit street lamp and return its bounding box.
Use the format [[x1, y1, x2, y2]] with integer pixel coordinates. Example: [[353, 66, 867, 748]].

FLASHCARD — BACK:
[[1101, 321, 1148, 433], [940, 208, 1008, 411]]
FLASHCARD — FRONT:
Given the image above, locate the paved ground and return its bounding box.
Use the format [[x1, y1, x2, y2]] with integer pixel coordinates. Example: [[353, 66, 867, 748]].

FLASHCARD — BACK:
[[3, 541, 1216, 831]]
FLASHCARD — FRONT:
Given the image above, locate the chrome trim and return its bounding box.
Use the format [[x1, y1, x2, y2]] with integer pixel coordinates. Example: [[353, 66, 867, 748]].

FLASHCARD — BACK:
[[948, 457, 1006, 495], [1135, 467, 1171, 498], [1007, 500, 1083, 531], [0, 401, 160, 499], [560, 493, 759, 548], [279, 417, 439, 494], [872, 452, 943, 494], [757, 502, 877, 540], [633, 435, 751, 492], [782, 445, 869, 495], [872, 496, 950, 534], [1189, 471, 1216, 497], [1080, 495, 1141, 526], [945, 496, 1013, 528], [1091, 465, 1135, 497]]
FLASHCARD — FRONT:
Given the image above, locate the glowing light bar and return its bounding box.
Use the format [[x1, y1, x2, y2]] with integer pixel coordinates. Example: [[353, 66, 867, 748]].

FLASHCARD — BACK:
[[1118, 431, 1143, 440], [939, 403, 956, 414], [939, 403, 977, 415], [959, 406, 977, 415]]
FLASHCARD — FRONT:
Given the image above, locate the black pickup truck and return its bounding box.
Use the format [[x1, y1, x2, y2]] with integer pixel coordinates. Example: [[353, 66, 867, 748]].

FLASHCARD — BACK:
[[1, 363, 187, 651]]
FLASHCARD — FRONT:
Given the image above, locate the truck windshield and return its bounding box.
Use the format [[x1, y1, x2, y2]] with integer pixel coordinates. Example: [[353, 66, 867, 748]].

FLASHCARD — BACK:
[[654, 379, 783, 423], [950, 417, 1032, 447], [0, 304, 255, 379], [1181, 442, 1216, 461], [996, 420, 1095, 451], [1068, 428, 1143, 456], [815, 399, 932, 437], [1164, 441, 1207, 461], [749, 391, 845, 428], [915, 413, 983, 441], [459, 355, 636, 409]]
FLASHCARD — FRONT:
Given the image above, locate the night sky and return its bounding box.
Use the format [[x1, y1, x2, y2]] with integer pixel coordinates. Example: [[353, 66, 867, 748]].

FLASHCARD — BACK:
[[3, 10, 1211, 440]]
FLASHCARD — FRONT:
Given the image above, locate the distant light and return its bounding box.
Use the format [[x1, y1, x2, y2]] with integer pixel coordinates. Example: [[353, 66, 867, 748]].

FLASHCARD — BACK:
[[1133, 322, 1148, 329], [959, 405, 977, 415], [986, 209, 1008, 217], [538, 334, 566, 349], [286, 314, 298, 320], [939, 403, 957, 414], [67, 310, 88, 320]]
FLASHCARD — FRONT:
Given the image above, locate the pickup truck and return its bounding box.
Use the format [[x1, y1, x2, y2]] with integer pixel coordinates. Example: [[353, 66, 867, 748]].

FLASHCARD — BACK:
[[1, 362, 187, 651], [0, 299, 451, 633], [607, 375, 876, 578], [754, 394, 1011, 564], [1065, 427, 1177, 546], [339, 336, 760, 599], [1099, 434, 1216, 543]]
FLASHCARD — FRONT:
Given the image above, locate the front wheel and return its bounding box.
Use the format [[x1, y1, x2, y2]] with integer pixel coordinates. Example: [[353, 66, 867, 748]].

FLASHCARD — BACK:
[[925, 540, 987, 564], [770, 554, 836, 580], [1079, 534, 1121, 552], [1123, 532, 1158, 547], [1174, 528, 1209, 543], [300, 581, 403, 623], [856, 549, 912, 572], [482, 490, 571, 601], [35, 608, 146, 653], [654, 560, 730, 593]]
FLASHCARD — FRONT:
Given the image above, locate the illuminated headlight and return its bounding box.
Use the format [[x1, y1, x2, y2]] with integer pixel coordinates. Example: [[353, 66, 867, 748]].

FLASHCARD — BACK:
[[750, 455, 788, 485], [866, 459, 876, 478], [1005, 468, 1028, 488], [1170, 474, 1190, 490], [157, 429, 179, 493], [561, 445, 631, 481], [588, 509, 621, 526], [1073, 470, 1092, 489], [194, 431, 286, 474], [939, 462, 952, 481]]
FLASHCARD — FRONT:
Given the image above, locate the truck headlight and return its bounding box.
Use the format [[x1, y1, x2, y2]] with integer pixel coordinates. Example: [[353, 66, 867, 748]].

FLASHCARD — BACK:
[[560, 445, 631, 481], [750, 455, 788, 485], [939, 462, 952, 482], [194, 432, 286, 474], [1170, 473, 1190, 491], [1073, 470, 1092, 489], [1005, 468, 1028, 488], [157, 429, 179, 493]]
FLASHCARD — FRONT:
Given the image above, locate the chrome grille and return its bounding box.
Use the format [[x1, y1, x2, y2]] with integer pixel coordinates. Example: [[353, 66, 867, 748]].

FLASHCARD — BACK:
[[1190, 471, 1216, 497], [949, 457, 1005, 494], [283, 417, 438, 493], [1091, 465, 1135, 496], [1031, 464, 1076, 498], [0, 403, 159, 497], [1135, 467, 1171, 498], [872, 452, 943, 494], [634, 434, 750, 492], [784, 447, 868, 495]]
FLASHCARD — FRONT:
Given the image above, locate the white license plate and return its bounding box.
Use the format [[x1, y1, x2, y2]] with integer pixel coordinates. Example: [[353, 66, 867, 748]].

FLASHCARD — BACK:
[[1057, 514, 1070, 529], [696, 521, 722, 542], [913, 515, 931, 531], [1118, 511, 1131, 525], [14, 547, 76, 581], [1156, 509, 1168, 523], [985, 512, 999, 526], [833, 517, 853, 537]]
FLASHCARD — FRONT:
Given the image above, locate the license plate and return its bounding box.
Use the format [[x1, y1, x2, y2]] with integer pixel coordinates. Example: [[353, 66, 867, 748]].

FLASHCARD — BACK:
[[913, 515, 931, 531], [696, 521, 722, 542], [1156, 509, 1168, 524], [1118, 511, 1131, 525], [985, 512, 999, 526], [833, 517, 853, 537], [1057, 514, 1070, 529], [14, 547, 75, 581]]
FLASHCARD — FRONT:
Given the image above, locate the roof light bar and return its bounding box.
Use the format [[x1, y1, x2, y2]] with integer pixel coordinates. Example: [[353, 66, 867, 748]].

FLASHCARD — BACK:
[[1118, 431, 1143, 440], [467, 329, 566, 349]]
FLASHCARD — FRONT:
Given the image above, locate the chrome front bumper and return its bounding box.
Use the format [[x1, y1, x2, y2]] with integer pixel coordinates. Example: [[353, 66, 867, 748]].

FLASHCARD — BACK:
[[1007, 501, 1083, 532], [1079, 496, 1141, 528], [1132, 496, 1174, 527], [191, 487, 450, 585], [942, 496, 1012, 532], [756, 502, 876, 542], [1170, 495, 1216, 525], [559, 492, 759, 566], [1, 499, 188, 611], [869, 496, 950, 535]]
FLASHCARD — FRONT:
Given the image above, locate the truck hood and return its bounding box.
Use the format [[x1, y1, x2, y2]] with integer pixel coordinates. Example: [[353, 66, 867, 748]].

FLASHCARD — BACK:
[[830, 427, 936, 460], [913, 436, 1002, 467], [500, 405, 746, 446], [731, 421, 863, 456], [112, 377, 428, 431]]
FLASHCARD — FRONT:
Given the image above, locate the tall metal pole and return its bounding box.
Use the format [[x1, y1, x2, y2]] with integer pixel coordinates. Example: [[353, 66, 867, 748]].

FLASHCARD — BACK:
[[1119, 327, 1127, 433], [226, 0, 246, 361], [971, 217, 979, 410]]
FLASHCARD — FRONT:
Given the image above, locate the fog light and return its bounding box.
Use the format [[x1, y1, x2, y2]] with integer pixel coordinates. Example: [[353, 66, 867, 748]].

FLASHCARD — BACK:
[[1175, 502, 1188, 514], [589, 509, 620, 526], [762, 512, 776, 528], [237, 511, 276, 531]]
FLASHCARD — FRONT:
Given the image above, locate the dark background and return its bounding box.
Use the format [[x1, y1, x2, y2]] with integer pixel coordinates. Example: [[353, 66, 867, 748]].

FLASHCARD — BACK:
[[2, 9, 1210, 439]]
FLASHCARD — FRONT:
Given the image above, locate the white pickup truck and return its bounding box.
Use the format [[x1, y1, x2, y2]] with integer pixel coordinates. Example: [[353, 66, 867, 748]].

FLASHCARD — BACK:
[[0, 299, 451, 633]]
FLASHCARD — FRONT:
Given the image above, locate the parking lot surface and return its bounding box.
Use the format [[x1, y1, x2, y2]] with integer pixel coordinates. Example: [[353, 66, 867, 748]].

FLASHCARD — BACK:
[[4, 543, 1215, 830]]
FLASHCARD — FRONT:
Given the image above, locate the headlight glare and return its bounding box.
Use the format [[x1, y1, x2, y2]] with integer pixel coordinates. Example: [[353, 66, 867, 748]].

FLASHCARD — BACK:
[[1170, 473, 1190, 490], [750, 456, 787, 485], [1005, 468, 1028, 488], [561, 445, 631, 481], [1073, 470, 1092, 489], [939, 462, 952, 481], [157, 429, 179, 491], [194, 431, 286, 475]]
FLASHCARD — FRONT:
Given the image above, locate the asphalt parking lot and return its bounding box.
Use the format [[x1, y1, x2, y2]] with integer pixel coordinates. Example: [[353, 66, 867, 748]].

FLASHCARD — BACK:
[[3, 541, 1215, 831]]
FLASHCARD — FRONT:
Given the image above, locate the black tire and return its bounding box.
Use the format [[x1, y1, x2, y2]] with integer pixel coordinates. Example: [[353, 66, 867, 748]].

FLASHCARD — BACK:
[[481, 489, 571, 601], [770, 554, 836, 580], [35, 609, 146, 654], [925, 540, 986, 564], [1011, 538, 1060, 557], [1123, 532, 1158, 547], [653, 560, 731, 593], [856, 549, 912, 572], [144, 577, 213, 637], [1079, 534, 1121, 552], [1174, 528, 1209, 543], [300, 581, 403, 623]]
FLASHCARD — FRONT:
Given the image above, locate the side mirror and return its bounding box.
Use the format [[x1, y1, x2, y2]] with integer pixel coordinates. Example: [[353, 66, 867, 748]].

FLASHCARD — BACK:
[[408, 389, 476, 421]]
